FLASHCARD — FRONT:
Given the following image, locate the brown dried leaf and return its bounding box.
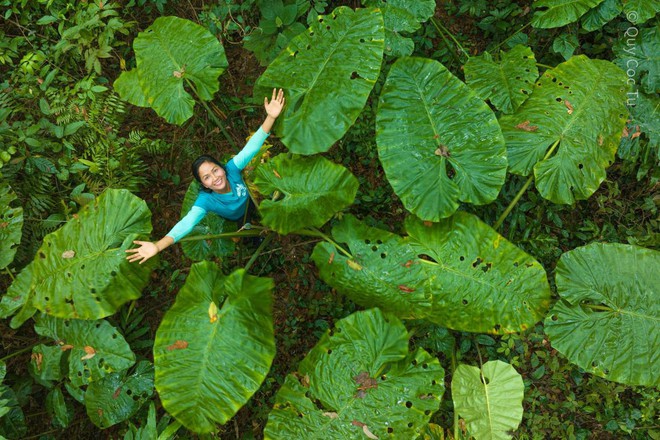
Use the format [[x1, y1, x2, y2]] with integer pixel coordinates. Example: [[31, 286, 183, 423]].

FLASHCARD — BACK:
[[61, 250, 75, 259], [328, 252, 335, 265], [81, 345, 96, 361], [31, 353, 43, 372], [112, 387, 122, 399], [273, 169, 282, 179], [301, 374, 310, 388], [398, 285, 415, 293], [167, 340, 189, 351], [565, 100, 574, 114], [515, 121, 538, 132], [322, 412, 339, 419], [353, 371, 378, 398], [434, 145, 450, 157], [401, 260, 415, 268], [622, 126, 629, 137], [631, 125, 641, 139], [419, 393, 435, 400], [97, 408, 104, 418], [352, 420, 366, 428], [60, 344, 74, 351]]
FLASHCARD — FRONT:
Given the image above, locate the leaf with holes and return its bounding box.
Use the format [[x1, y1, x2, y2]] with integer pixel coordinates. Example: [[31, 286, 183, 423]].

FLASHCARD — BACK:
[[312, 213, 551, 334], [115, 16, 228, 125], [0, 183, 23, 270], [376, 57, 507, 221], [545, 243, 660, 386], [254, 7, 384, 154], [581, 0, 622, 31], [255, 154, 358, 234], [264, 308, 444, 439], [531, 0, 604, 28], [34, 315, 136, 387], [10, 189, 154, 322], [362, 0, 436, 57], [614, 25, 659, 94], [464, 45, 539, 114], [179, 181, 236, 261], [154, 264, 274, 433], [85, 361, 154, 429], [500, 55, 628, 204], [452, 361, 524, 440]]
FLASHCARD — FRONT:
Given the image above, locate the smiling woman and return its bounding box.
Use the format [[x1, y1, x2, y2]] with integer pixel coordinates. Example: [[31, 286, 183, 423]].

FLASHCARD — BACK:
[[126, 88, 285, 264]]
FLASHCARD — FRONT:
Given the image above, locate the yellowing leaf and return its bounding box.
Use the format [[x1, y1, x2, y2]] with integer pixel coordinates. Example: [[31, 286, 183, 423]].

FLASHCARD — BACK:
[[208, 301, 218, 323], [346, 259, 363, 271]]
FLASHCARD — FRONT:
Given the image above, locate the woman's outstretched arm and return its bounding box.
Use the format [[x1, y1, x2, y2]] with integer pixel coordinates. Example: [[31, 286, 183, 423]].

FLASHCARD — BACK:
[[232, 88, 285, 170]]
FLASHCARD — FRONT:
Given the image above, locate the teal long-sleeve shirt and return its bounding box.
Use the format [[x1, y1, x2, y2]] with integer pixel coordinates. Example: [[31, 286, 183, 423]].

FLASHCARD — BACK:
[[166, 127, 269, 243]]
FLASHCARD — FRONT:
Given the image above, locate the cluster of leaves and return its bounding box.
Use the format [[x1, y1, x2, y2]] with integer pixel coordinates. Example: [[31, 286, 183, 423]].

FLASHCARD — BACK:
[[0, 0, 659, 439]]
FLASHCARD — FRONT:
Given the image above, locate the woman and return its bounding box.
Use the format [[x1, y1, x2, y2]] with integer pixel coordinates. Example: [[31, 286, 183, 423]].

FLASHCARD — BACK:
[[126, 88, 285, 264]]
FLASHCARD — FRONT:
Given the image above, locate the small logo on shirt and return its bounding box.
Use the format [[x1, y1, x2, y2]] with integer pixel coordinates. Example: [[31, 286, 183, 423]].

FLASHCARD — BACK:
[[236, 183, 247, 197]]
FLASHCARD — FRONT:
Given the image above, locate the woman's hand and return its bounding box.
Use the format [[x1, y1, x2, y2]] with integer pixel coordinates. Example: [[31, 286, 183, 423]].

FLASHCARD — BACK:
[[125, 240, 159, 264], [264, 88, 285, 119]]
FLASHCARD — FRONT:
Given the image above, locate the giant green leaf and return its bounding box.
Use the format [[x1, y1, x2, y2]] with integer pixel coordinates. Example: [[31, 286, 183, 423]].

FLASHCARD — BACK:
[[464, 45, 539, 114], [254, 154, 359, 234], [154, 264, 275, 433], [115, 16, 228, 125], [452, 361, 524, 440], [0, 183, 22, 270], [113, 69, 150, 108], [545, 243, 660, 386], [29, 344, 65, 387], [179, 181, 236, 261], [34, 315, 136, 387], [500, 56, 628, 204], [614, 25, 659, 94], [531, 0, 604, 28], [376, 57, 507, 221], [254, 7, 384, 154], [85, 361, 154, 429], [622, 0, 659, 24], [264, 308, 445, 439], [312, 213, 551, 334], [362, 0, 436, 57], [581, 0, 622, 31], [10, 189, 154, 321]]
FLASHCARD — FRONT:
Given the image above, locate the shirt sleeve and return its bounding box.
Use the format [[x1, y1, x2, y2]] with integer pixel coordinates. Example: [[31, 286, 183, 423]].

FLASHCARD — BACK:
[[166, 205, 207, 243], [231, 126, 270, 170]]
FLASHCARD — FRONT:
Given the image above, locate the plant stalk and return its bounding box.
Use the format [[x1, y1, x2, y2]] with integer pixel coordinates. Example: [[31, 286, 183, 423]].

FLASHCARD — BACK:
[[185, 78, 237, 151], [0, 344, 36, 362], [4, 267, 15, 281], [244, 232, 275, 273], [431, 18, 470, 61], [494, 139, 561, 230], [178, 229, 262, 242], [298, 228, 352, 258]]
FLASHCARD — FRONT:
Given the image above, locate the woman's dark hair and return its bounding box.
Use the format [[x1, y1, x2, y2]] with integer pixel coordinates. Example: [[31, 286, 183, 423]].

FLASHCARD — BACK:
[[191, 155, 224, 193]]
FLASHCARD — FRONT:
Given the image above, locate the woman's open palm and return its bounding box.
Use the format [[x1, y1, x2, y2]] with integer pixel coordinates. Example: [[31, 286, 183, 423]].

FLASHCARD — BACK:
[[264, 88, 285, 119]]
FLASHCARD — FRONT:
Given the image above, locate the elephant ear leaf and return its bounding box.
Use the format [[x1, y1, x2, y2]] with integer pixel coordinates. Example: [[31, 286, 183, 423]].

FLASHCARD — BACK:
[[376, 57, 507, 221], [5, 189, 153, 324], [580, 0, 622, 32], [254, 7, 384, 154], [115, 16, 228, 125], [154, 264, 275, 433], [545, 243, 660, 386], [499, 55, 628, 204], [179, 181, 236, 261], [531, 0, 604, 28], [255, 154, 358, 234], [34, 315, 136, 387], [464, 45, 539, 114], [362, 0, 436, 57], [0, 182, 23, 270], [264, 308, 445, 439], [452, 361, 524, 440], [614, 25, 659, 94]]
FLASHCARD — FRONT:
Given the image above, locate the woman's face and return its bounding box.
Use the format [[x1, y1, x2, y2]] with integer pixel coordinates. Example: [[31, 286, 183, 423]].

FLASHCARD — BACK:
[[198, 161, 228, 193]]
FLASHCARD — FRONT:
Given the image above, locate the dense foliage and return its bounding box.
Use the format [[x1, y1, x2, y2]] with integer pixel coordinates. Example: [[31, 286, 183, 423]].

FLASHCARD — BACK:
[[1, 1, 658, 439]]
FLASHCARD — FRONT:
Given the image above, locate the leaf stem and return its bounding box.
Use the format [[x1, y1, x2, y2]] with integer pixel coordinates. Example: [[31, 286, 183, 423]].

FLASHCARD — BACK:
[[178, 229, 262, 242], [492, 22, 533, 51], [581, 304, 614, 312], [244, 232, 275, 273], [297, 228, 352, 258], [4, 267, 15, 281], [536, 63, 554, 70], [0, 344, 36, 363], [184, 78, 237, 151], [494, 139, 561, 230], [431, 18, 470, 61]]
